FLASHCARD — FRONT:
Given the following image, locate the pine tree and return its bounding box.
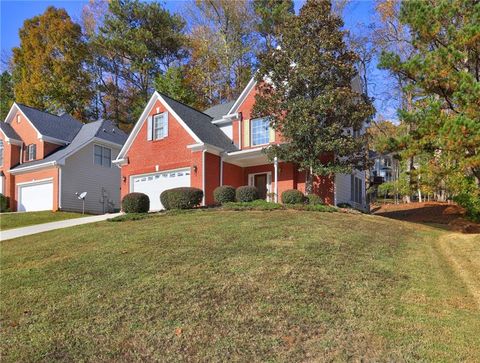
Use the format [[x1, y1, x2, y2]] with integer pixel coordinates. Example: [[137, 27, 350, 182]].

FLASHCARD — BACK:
[[379, 0, 480, 219], [253, 0, 375, 193]]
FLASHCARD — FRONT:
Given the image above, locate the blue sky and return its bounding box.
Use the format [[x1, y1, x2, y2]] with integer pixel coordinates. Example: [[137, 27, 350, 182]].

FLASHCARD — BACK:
[[0, 0, 395, 119]]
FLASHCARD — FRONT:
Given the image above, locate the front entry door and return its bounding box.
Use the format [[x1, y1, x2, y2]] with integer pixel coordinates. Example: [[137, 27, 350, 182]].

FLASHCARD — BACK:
[[254, 174, 268, 200]]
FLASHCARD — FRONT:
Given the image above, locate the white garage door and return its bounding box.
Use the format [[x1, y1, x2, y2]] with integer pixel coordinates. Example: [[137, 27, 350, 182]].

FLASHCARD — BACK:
[[131, 168, 191, 211], [18, 180, 54, 212]]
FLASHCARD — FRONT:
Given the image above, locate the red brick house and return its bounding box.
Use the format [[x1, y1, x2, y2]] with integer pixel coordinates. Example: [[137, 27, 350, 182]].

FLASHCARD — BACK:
[[0, 103, 127, 213], [114, 78, 366, 210]]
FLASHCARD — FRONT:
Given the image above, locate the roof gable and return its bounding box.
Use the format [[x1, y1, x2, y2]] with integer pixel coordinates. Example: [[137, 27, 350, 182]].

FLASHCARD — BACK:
[[6, 103, 83, 143]]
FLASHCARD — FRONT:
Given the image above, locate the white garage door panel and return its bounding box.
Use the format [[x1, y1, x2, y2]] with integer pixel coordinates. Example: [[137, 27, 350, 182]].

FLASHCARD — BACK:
[[131, 168, 190, 211], [18, 181, 54, 212]]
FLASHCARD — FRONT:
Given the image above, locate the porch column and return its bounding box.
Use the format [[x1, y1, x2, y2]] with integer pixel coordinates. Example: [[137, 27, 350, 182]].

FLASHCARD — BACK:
[[274, 156, 278, 203]]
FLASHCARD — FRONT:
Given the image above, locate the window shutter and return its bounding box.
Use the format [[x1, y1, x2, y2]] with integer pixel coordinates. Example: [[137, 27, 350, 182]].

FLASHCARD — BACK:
[[243, 119, 250, 147], [147, 115, 153, 141], [163, 112, 168, 137]]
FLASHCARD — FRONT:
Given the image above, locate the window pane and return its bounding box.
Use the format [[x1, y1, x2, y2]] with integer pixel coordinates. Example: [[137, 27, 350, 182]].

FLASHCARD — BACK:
[[102, 147, 111, 167], [251, 118, 269, 146], [154, 114, 165, 139]]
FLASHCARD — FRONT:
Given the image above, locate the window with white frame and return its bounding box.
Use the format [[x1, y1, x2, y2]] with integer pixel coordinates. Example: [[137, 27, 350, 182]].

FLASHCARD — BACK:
[[26, 144, 36, 161], [0, 140, 3, 166], [153, 113, 168, 140], [94, 145, 111, 167], [251, 117, 269, 146]]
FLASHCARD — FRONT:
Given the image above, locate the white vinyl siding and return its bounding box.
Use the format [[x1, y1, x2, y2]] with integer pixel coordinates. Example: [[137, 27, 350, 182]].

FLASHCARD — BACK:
[[61, 142, 122, 214], [335, 170, 366, 210], [94, 145, 111, 168], [251, 118, 269, 146]]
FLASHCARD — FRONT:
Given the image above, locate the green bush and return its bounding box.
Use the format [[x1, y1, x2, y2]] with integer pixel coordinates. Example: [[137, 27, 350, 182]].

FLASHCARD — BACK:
[[454, 193, 480, 222], [122, 193, 150, 213], [281, 189, 305, 204], [236, 186, 259, 202], [213, 185, 236, 204], [223, 200, 284, 211], [160, 187, 203, 210], [306, 194, 323, 205], [0, 193, 10, 213]]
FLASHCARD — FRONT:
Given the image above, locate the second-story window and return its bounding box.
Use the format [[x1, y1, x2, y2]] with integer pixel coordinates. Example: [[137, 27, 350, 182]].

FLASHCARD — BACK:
[[27, 144, 36, 161], [251, 117, 269, 146], [0, 140, 3, 166], [153, 113, 168, 140], [94, 145, 111, 168]]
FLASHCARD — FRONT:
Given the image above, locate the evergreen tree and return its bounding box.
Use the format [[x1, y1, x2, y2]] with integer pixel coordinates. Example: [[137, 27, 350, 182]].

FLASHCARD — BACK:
[[0, 71, 14, 120], [154, 66, 198, 108], [379, 0, 480, 219], [12, 7, 92, 120], [253, 0, 375, 193]]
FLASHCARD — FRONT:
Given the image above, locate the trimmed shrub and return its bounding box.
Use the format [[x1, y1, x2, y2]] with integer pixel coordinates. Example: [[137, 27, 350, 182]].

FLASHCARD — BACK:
[[160, 187, 203, 210], [306, 194, 323, 205], [281, 189, 305, 204], [213, 185, 236, 204], [0, 193, 10, 213], [236, 186, 259, 202], [122, 192, 150, 213]]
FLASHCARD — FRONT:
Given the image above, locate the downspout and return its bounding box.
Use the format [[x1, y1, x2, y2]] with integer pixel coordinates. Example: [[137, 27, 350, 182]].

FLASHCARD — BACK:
[[220, 154, 224, 186], [274, 156, 278, 203], [202, 149, 206, 206], [58, 166, 62, 209], [238, 115, 242, 149]]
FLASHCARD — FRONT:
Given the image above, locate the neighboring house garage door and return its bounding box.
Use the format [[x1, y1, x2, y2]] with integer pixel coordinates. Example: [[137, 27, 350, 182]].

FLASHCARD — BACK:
[[131, 168, 191, 211], [18, 180, 54, 212]]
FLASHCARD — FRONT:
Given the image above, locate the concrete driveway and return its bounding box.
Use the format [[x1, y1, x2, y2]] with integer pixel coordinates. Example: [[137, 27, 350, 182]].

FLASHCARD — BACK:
[[0, 213, 122, 241]]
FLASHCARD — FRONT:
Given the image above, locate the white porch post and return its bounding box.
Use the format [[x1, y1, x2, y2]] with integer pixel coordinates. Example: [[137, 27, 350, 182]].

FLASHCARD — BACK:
[[274, 156, 278, 203], [220, 154, 224, 186]]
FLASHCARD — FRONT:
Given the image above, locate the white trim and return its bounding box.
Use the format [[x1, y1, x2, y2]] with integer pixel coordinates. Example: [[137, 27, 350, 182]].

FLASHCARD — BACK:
[[39, 135, 68, 145], [187, 142, 223, 155], [5, 103, 43, 138], [248, 171, 272, 201], [58, 166, 62, 208], [274, 157, 278, 203], [9, 161, 57, 174], [129, 166, 191, 190], [227, 77, 257, 115], [202, 149, 206, 206], [220, 155, 224, 186], [113, 157, 127, 166], [0, 129, 22, 145], [212, 113, 240, 125], [226, 147, 264, 156], [16, 177, 54, 187], [114, 92, 202, 163]]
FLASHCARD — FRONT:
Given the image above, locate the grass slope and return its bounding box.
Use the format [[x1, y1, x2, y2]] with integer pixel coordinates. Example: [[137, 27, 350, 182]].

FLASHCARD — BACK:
[[1, 210, 479, 361], [0, 211, 85, 231]]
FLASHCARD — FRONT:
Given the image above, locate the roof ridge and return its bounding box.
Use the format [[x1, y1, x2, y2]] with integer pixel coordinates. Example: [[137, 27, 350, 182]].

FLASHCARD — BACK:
[[157, 91, 214, 120], [16, 103, 62, 118]]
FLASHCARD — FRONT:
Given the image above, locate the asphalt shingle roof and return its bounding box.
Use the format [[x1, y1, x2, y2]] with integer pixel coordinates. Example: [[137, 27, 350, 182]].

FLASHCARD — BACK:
[[203, 101, 235, 120], [17, 104, 83, 142], [160, 93, 237, 152], [11, 120, 127, 171], [0, 122, 21, 140]]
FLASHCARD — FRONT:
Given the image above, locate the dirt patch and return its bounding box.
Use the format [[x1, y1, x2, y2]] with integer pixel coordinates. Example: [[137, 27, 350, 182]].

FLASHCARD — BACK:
[[372, 202, 480, 234]]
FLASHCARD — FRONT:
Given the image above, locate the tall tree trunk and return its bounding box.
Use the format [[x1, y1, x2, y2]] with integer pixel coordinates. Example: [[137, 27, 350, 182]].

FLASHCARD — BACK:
[[305, 167, 314, 195]]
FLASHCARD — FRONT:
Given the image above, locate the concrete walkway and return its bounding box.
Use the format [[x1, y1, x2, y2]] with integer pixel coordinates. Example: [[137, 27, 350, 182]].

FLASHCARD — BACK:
[[0, 213, 122, 241]]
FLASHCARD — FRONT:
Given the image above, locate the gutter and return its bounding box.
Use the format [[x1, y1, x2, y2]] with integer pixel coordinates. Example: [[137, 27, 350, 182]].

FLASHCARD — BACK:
[[9, 160, 57, 175]]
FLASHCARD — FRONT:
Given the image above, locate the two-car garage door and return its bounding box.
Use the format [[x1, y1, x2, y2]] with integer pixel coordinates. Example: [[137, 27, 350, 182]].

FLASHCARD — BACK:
[[18, 180, 54, 212], [131, 168, 191, 211]]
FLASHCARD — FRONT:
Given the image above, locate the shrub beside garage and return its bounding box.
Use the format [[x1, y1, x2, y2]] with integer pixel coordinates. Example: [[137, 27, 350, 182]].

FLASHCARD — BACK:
[[122, 192, 150, 213], [160, 187, 203, 210], [281, 189, 305, 204]]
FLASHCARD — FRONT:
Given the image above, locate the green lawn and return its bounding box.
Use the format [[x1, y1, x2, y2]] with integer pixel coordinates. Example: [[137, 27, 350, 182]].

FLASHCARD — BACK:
[[1, 210, 479, 361], [0, 211, 85, 231]]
